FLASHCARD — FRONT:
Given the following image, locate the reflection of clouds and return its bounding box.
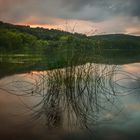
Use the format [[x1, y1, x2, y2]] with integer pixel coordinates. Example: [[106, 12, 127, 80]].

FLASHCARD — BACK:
[[114, 63, 140, 95], [0, 62, 140, 138], [126, 103, 140, 110], [1, 63, 122, 131], [103, 113, 114, 120], [123, 63, 140, 74], [91, 63, 140, 139]]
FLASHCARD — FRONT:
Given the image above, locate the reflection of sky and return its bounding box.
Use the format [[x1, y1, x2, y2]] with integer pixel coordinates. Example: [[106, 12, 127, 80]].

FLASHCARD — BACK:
[[96, 63, 140, 139], [123, 63, 140, 75], [0, 75, 53, 139], [0, 63, 140, 139]]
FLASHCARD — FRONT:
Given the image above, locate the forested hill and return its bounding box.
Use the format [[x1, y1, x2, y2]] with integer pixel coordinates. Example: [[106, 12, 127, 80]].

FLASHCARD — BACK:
[[90, 34, 140, 50], [0, 21, 88, 54], [0, 21, 86, 41], [90, 34, 140, 40], [0, 21, 140, 54]]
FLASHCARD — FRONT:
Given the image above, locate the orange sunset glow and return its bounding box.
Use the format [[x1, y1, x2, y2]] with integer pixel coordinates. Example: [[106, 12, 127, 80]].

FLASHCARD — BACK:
[[0, 0, 140, 35]]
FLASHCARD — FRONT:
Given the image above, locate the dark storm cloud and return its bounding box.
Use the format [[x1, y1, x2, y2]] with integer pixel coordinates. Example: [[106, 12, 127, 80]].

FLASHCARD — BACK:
[[129, 0, 140, 17], [0, 0, 140, 24], [61, 0, 104, 11], [61, 0, 140, 20]]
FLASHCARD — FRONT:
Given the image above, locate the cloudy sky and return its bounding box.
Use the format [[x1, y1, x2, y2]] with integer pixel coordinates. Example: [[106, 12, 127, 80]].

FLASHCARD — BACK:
[[0, 0, 140, 35]]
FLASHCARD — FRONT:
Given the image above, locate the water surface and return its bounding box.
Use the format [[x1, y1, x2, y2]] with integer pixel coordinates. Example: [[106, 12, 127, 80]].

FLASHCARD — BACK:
[[0, 63, 140, 140]]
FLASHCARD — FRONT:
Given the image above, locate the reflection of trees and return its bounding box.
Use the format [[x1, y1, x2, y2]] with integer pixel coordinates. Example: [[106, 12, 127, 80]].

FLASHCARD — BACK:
[[1, 63, 139, 131]]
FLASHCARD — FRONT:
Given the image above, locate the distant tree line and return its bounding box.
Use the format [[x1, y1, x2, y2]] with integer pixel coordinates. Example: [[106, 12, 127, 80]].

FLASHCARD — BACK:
[[0, 21, 140, 56]]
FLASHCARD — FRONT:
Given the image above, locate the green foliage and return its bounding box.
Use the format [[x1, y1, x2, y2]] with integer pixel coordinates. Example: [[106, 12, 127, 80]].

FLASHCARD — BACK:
[[0, 21, 140, 68], [0, 29, 48, 54], [90, 34, 140, 50]]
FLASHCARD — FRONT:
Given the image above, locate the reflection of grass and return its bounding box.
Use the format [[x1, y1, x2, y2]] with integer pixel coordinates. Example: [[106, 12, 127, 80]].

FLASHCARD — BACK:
[[43, 64, 119, 130], [1, 49, 140, 132], [2, 62, 124, 131]]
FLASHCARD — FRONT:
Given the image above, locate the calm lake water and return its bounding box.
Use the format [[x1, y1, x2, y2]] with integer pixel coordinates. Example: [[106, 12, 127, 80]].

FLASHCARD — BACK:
[[0, 62, 140, 140]]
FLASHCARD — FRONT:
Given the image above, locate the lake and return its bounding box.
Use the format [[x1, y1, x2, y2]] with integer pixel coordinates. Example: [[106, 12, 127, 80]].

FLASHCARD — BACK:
[[0, 61, 140, 140]]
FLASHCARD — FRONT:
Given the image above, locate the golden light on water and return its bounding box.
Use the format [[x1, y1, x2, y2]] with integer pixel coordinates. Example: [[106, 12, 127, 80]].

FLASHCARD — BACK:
[[123, 63, 140, 73]]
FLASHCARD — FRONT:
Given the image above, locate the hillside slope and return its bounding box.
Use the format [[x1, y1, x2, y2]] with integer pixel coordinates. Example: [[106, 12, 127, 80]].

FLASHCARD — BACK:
[[0, 21, 140, 54]]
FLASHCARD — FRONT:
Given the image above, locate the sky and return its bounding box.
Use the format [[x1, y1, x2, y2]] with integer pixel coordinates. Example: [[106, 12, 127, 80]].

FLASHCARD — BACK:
[[0, 0, 140, 35]]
